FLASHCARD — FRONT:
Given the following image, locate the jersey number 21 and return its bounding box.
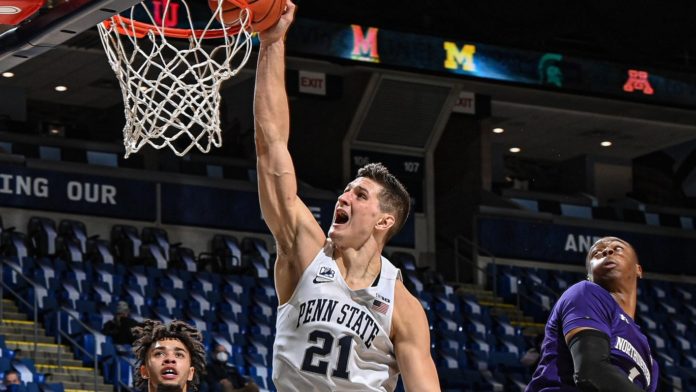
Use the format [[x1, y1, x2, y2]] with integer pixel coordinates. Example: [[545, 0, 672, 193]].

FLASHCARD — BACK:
[[301, 330, 353, 379]]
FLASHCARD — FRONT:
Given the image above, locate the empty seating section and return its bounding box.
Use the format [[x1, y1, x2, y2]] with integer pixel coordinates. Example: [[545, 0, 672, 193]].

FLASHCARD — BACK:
[[505, 190, 696, 230], [0, 215, 695, 391], [389, 252, 537, 391], [0, 216, 278, 391]]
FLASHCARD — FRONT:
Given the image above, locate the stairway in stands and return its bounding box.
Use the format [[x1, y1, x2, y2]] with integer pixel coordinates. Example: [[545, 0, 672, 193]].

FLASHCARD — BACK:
[[0, 299, 112, 392], [456, 283, 545, 337]]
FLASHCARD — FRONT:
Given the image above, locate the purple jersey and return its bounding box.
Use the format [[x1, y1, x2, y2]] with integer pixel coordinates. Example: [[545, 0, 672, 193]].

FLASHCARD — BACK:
[[526, 281, 658, 392]]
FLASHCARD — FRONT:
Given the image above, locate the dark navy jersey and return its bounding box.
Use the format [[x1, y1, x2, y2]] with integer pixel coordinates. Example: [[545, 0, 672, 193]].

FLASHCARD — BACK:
[[526, 281, 658, 392]]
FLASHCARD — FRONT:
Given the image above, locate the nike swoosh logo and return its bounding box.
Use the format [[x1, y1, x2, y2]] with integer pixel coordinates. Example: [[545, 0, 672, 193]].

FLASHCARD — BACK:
[[313, 277, 331, 284]]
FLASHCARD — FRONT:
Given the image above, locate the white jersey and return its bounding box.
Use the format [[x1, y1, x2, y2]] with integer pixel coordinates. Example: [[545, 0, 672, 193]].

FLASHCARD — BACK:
[[272, 242, 402, 392]]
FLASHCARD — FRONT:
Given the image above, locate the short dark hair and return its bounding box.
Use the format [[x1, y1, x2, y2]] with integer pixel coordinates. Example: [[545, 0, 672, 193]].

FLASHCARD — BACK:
[[3, 370, 19, 382], [132, 319, 206, 391], [585, 236, 639, 277], [356, 162, 411, 241]]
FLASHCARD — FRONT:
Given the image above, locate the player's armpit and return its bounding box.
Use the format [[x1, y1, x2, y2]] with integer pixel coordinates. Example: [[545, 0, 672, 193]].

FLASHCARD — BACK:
[[392, 281, 440, 392], [567, 329, 644, 392]]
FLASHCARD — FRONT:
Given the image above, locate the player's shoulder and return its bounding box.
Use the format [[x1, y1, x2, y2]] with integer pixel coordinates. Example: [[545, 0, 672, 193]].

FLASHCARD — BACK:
[[393, 280, 427, 323], [559, 280, 611, 304], [394, 279, 420, 308], [391, 280, 428, 338]]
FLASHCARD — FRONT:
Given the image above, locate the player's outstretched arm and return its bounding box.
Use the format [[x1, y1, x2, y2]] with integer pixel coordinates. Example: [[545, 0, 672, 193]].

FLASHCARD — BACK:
[[392, 281, 441, 391], [254, 0, 325, 300]]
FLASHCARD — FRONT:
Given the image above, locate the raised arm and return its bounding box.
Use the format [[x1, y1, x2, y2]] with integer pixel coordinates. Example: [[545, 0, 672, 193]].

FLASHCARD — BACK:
[[254, 0, 325, 302], [392, 281, 441, 391]]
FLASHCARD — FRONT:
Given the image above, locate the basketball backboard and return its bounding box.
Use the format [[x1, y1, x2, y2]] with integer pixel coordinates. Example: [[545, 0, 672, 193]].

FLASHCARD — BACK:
[[0, 0, 141, 72]]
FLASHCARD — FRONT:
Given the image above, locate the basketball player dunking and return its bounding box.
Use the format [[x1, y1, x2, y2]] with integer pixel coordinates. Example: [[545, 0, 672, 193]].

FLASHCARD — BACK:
[[253, 1, 440, 391]]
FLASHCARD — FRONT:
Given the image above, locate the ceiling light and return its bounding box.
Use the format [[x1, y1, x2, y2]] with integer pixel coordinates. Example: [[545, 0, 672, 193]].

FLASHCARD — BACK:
[[54, 85, 68, 92], [600, 141, 612, 147], [509, 147, 521, 153], [2, 72, 14, 78], [493, 127, 504, 134]]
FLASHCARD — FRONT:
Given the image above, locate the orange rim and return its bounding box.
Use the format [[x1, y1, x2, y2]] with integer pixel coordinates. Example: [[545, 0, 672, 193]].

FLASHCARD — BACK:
[[102, 0, 251, 39]]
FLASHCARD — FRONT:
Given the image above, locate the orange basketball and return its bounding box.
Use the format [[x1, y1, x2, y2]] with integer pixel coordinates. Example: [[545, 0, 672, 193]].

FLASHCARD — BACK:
[[208, 0, 285, 32]]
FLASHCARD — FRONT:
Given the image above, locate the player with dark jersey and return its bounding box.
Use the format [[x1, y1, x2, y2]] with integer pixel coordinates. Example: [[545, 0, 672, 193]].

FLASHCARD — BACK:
[[526, 237, 658, 391]]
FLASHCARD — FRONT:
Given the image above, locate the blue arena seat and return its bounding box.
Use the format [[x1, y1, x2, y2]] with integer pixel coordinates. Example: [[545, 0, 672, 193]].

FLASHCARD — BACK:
[[186, 315, 209, 334], [437, 353, 459, 369], [58, 219, 88, 253], [559, 204, 592, 219], [435, 316, 463, 341], [510, 198, 538, 212], [212, 234, 244, 273], [104, 355, 134, 388], [253, 282, 277, 306], [27, 217, 58, 257], [637, 314, 658, 331], [86, 238, 115, 266], [188, 292, 213, 319], [403, 270, 424, 294], [222, 276, 253, 307], [123, 288, 149, 317], [141, 227, 170, 259], [219, 295, 247, 321], [250, 301, 276, 326], [155, 290, 182, 317], [56, 236, 83, 263], [1, 230, 30, 265], [248, 366, 270, 389], [64, 265, 89, 292], [151, 308, 174, 324], [170, 246, 197, 272], [141, 243, 168, 269], [59, 281, 93, 310], [94, 265, 121, 294], [242, 237, 271, 269], [249, 321, 274, 345], [250, 260, 270, 279], [390, 251, 417, 271], [111, 225, 142, 264], [215, 317, 247, 345], [25, 283, 57, 312], [1, 259, 26, 292], [88, 307, 114, 331], [125, 269, 154, 297], [30, 259, 60, 289]]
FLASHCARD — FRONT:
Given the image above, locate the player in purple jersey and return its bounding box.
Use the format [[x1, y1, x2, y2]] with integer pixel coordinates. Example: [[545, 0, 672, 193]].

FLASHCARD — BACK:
[[526, 237, 658, 392]]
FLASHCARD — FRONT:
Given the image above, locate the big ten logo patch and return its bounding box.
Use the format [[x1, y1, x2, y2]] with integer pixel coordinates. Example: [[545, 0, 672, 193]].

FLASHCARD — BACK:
[[351, 25, 380, 63], [623, 69, 654, 95], [443, 42, 476, 72]]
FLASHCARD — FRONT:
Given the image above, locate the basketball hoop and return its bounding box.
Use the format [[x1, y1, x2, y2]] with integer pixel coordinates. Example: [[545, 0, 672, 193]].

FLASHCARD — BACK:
[[97, 0, 253, 157]]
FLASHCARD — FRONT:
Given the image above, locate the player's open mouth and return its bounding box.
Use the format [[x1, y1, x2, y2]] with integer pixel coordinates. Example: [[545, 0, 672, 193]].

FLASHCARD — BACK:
[[602, 260, 617, 268], [334, 209, 349, 225], [161, 368, 178, 379]]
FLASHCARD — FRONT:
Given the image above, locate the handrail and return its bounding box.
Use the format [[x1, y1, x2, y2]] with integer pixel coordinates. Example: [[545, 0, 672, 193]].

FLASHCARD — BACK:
[[453, 235, 498, 296], [0, 258, 39, 360], [0, 259, 110, 392], [56, 307, 100, 392], [452, 236, 562, 315]]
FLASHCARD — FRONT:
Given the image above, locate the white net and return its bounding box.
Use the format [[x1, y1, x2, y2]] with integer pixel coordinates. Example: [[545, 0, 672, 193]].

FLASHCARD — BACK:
[[97, 0, 253, 157]]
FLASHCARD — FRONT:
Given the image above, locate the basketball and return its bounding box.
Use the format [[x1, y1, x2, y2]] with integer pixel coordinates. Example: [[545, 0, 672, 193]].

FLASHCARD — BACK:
[[208, 0, 285, 32]]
